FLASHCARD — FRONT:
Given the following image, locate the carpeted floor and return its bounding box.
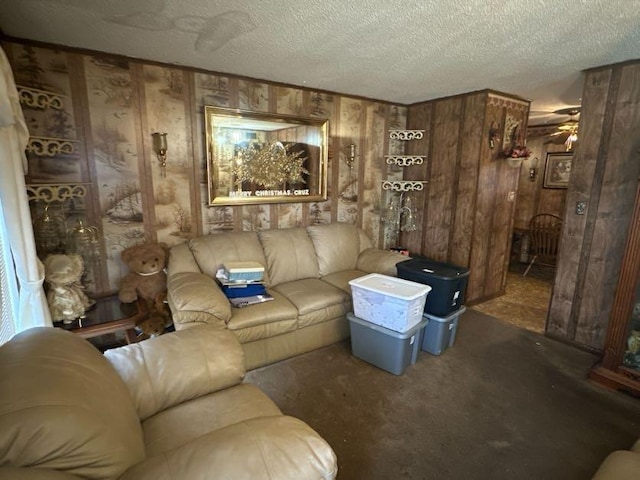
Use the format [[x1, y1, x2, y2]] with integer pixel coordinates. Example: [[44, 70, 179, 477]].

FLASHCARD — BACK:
[[472, 269, 552, 333], [245, 309, 640, 480]]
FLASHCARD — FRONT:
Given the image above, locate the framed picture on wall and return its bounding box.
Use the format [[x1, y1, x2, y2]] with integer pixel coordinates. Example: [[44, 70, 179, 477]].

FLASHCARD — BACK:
[[543, 152, 572, 189], [204, 106, 329, 206]]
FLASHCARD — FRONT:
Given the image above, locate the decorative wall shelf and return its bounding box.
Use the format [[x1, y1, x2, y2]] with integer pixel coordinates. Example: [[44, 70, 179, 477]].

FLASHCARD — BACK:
[[382, 128, 428, 242], [17, 85, 64, 110], [26, 184, 88, 203], [389, 130, 425, 141], [26, 137, 78, 157], [384, 155, 426, 167], [381, 180, 427, 192]]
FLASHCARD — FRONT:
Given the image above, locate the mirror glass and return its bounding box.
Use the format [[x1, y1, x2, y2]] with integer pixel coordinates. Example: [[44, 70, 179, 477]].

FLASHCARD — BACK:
[[205, 107, 329, 206]]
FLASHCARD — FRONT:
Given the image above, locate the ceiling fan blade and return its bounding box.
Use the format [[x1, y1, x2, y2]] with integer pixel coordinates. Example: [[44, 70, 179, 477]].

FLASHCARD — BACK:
[[545, 131, 572, 144]]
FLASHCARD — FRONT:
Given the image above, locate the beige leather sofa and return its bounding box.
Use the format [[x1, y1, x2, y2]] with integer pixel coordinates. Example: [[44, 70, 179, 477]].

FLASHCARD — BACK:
[[0, 326, 337, 479], [592, 439, 640, 479], [167, 222, 408, 370]]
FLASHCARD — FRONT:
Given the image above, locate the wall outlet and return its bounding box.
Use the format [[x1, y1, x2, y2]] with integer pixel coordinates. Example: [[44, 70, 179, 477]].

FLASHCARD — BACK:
[[507, 191, 516, 201], [576, 201, 587, 215]]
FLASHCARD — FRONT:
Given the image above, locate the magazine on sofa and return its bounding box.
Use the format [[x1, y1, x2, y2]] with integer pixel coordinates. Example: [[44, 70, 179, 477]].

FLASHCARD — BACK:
[[229, 293, 274, 308]]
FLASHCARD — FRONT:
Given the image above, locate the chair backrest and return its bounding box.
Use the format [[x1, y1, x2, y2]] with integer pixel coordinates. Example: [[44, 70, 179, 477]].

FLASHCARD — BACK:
[[528, 213, 563, 266]]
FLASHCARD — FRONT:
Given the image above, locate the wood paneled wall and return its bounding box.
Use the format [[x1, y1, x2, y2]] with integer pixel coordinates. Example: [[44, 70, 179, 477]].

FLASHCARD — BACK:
[[404, 91, 530, 304], [548, 60, 640, 351], [4, 39, 406, 296]]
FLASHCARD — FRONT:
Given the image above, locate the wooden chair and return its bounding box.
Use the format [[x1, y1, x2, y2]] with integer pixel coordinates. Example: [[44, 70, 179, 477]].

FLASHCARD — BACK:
[[523, 213, 563, 277]]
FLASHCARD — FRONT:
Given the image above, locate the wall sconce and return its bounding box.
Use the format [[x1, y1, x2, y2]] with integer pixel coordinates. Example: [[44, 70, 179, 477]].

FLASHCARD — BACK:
[[528, 156, 539, 182], [151, 132, 168, 177], [345, 143, 357, 169]]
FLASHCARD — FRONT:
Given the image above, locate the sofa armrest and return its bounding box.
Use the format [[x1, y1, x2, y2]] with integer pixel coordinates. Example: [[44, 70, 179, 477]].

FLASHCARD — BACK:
[[105, 325, 245, 421], [356, 248, 409, 276], [120, 416, 337, 480], [167, 272, 232, 328]]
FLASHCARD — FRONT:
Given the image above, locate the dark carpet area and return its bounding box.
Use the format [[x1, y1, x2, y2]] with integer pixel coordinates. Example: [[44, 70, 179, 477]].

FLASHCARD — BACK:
[[245, 309, 640, 480]]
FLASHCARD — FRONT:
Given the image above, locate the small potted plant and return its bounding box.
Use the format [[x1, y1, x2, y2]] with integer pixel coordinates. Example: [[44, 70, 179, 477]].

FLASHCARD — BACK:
[[503, 125, 531, 162]]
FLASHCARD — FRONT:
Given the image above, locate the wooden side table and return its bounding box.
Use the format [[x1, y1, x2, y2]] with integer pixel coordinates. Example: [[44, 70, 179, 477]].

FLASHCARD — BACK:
[[55, 295, 145, 345]]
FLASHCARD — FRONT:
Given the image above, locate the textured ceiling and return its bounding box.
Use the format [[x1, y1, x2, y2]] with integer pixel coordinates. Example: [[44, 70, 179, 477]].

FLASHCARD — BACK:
[[1, 0, 639, 125]]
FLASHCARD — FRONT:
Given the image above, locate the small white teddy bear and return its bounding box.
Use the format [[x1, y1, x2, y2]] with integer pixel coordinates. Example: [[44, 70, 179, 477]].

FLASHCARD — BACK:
[[44, 254, 94, 324]]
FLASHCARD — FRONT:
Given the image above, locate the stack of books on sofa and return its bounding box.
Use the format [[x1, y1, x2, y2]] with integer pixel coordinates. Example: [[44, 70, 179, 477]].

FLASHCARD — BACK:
[[216, 262, 273, 308]]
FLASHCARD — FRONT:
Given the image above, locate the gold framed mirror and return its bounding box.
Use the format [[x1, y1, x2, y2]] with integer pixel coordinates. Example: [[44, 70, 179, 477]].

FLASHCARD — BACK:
[[205, 107, 329, 206]]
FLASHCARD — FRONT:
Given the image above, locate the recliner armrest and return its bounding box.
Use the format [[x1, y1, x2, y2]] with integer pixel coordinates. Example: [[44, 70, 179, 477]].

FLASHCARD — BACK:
[[119, 415, 338, 480], [167, 272, 232, 328], [592, 450, 640, 479], [105, 325, 245, 421]]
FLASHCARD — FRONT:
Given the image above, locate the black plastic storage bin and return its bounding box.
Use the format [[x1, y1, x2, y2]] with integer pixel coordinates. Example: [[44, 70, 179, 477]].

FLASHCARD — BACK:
[[396, 258, 469, 316]]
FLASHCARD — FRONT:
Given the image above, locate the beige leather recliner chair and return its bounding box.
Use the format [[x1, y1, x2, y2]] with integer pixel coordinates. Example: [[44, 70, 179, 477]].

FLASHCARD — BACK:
[[592, 439, 640, 479], [0, 326, 337, 479]]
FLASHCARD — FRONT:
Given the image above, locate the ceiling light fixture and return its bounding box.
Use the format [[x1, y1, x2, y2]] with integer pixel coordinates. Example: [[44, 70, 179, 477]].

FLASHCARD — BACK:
[[565, 127, 578, 151], [553, 107, 580, 152]]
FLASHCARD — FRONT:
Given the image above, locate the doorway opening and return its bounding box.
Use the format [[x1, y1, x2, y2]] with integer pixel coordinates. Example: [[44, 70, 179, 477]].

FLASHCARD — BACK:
[[472, 253, 554, 334]]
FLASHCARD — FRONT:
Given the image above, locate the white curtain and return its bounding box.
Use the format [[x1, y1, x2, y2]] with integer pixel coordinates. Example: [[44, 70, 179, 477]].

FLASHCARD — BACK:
[[0, 45, 51, 335]]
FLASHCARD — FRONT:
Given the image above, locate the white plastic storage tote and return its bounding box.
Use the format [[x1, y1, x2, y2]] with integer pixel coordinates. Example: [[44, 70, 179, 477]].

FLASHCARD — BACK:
[[349, 273, 431, 333]]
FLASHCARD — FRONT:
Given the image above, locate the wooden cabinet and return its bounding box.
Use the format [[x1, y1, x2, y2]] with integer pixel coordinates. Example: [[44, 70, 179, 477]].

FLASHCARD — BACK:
[[589, 182, 640, 396]]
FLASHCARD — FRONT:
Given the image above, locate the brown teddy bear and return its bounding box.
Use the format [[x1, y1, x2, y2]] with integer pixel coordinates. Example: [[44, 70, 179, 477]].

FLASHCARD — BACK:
[[135, 307, 171, 341], [119, 242, 172, 337], [118, 242, 169, 308], [44, 254, 95, 324]]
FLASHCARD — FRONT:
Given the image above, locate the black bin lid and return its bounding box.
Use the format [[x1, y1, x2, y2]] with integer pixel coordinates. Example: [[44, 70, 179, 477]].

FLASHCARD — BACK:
[[397, 258, 469, 280]]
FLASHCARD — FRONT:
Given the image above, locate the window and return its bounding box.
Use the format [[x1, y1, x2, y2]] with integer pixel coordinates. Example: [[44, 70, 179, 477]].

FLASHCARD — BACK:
[[0, 195, 19, 345]]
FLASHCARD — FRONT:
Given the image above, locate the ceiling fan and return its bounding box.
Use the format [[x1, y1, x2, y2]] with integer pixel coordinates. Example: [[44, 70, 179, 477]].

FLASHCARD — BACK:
[[547, 107, 580, 151]]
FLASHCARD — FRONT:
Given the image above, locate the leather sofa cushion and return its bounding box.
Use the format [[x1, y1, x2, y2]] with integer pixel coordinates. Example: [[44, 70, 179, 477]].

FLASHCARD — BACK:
[[230, 318, 298, 344], [0, 328, 145, 479], [142, 384, 282, 457], [105, 326, 245, 421], [322, 269, 368, 294], [227, 290, 297, 330], [188, 231, 270, 284], [259, 227, 319, 286], [274, 278, 350, 315], [120, 416, 338, 480], [358, 227, 373, 251], [297, 301, 352, 329], [167, 241, 202, 276], [307, 223, 360, 276], [0, 467, 84, 479]]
